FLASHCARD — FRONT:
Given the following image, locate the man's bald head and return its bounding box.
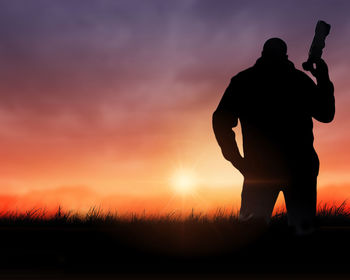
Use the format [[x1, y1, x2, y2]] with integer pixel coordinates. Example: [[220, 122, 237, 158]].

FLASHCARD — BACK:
[[262, 38, 288, 59]]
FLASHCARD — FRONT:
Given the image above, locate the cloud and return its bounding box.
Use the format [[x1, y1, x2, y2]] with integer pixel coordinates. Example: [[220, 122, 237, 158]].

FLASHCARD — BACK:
[[0, 1, 348, 198], [0, 0, 348, 121]]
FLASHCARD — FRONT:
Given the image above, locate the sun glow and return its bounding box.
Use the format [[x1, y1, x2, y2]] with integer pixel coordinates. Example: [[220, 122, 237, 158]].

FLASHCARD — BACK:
[[170, 169, 198, 195]]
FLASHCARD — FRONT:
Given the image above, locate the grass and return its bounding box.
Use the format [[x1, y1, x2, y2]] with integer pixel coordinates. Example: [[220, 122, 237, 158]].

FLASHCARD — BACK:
[[0, 202, 349, 276], [0, 202, 349, 226], [0, 207, 236, 226]]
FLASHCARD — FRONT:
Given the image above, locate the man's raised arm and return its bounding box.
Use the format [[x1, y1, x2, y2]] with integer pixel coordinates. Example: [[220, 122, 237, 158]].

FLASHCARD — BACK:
[[310, 59, 335, 123]]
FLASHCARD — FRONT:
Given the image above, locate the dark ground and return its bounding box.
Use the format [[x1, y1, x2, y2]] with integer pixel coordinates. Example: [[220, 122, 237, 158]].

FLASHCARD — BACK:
[[0, 207, 349, 279]]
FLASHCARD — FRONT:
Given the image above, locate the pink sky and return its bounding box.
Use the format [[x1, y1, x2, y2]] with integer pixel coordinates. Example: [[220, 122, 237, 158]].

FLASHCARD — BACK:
[[0, 1, 349, 213]]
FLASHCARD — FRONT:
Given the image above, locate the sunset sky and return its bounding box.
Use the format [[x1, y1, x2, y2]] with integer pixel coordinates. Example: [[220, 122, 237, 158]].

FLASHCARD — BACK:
[[0, 0, 349, 213]]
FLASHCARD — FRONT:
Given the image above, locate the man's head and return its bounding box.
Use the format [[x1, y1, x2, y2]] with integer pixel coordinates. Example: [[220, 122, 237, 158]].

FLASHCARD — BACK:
[[262, 38, 288, 60]]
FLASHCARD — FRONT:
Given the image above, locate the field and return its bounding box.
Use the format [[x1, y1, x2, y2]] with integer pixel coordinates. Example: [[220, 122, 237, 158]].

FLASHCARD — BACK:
[[0, 203, 350, 279]]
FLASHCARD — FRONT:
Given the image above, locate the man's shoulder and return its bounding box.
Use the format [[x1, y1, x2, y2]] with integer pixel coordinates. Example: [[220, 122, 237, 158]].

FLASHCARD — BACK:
[[230, 67, 255, 82], [292, 68, 316, 85], [293, 68, 310, 77]]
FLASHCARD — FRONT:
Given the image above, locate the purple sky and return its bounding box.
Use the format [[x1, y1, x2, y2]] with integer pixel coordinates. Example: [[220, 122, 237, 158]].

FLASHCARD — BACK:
[[0, 0, 348, 199]]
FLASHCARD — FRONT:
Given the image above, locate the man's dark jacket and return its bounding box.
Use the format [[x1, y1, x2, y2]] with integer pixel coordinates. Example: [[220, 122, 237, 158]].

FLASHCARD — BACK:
[[212, 57, 335, 180]]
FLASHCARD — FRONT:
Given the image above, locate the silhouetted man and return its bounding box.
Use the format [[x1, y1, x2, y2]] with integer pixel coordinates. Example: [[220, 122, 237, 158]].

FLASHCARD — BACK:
[[212, 38, 335, 234]]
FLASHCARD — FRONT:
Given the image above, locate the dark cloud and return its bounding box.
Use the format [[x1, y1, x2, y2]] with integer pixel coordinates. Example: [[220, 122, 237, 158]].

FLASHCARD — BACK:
[[0, 0, 348, 138]]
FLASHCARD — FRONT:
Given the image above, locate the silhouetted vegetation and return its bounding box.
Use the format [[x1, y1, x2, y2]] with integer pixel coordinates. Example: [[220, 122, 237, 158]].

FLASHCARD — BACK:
[[0, 202, 348, 226], [0, 202, 349, 278]]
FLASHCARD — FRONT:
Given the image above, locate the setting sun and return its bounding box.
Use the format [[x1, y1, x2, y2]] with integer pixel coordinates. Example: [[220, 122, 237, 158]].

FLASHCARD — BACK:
[[170, 169, 198, 195]]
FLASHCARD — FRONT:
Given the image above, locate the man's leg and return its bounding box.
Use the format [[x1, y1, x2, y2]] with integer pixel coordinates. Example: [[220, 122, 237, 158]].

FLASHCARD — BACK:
[[283, 175, 317, 234], [239, 178, 280, 223]]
